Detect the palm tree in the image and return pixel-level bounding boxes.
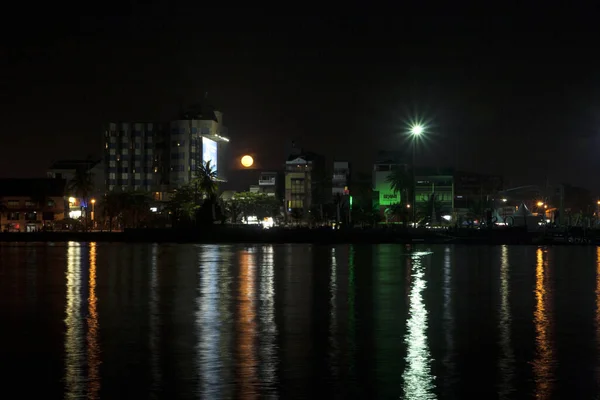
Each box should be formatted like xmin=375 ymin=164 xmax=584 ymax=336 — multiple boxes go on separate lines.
xmin=386 ymin=165 xmax=412 ymax=208
xmin=102 ymin=192 xmax=121 ymax=231
xmin=68 ymin=169 xmax=95 ymax=230
xmin=195 ymin=160 xmax=219 ymax=221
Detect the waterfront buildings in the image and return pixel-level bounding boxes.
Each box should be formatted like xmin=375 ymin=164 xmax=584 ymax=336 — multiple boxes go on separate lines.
xmin=415 ymin=167 xmax=455 ymax=219
xmin=257 ymin=171 xmax=283 ymax=199
xmin=103 ymin=105 xmax=229 ymax=198
xmin=284 ymin=150 xmax=325 ymax=218
xmin=372 ymin=151 xmax=408 ymax=216
xmin=0 ymin=178 xmax=66 ymax=232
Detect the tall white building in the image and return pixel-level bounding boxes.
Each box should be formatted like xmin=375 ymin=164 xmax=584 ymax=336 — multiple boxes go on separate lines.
xmin=104 ymin=106 xmax=229 ymax=196
xmin=168 ymin=109 xmax=229 ymax=186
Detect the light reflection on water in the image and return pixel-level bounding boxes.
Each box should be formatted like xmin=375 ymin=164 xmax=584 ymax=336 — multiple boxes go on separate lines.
xmin=197 ymin=245 xmax=224 ymax=398
xmin=402 ymin=251 xmax=436 ymax=400
xmin=64 ymin=242 xmax=85 ymax=400
xmin=533 ymin=247 xmax=555 ymax=398
xmin=596 ymin=247 xmax=600 ymax=381
xmin=258 ymin=245 xmax=278 ymax=398
xmin=238 ymin=248 xmax=259 ymax=399
xmin=149 ymin=244 xmax=161 ymax=398
xmin=442 ymin=247 xmax=456 ymax=393
xmin=87 ymin=242 xmax=100 ymax=399
xmin=3 ymin=243 xmax=598 ymax=398
xmin=498 ymin=245 xmax=514 ymax=399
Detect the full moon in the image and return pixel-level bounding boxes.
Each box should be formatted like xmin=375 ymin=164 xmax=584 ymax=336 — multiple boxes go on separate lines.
xmin=241 ymin=155 xmax=254 ymax=168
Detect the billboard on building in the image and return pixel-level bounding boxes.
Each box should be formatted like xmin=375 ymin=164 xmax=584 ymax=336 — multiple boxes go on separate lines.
xmin=373 ymin=172 xmax=401 ymax=206
xmin=202 ymin=137 xmax=218 ymax=173
xmin=379 ymin=190 xmax=400 ymax=206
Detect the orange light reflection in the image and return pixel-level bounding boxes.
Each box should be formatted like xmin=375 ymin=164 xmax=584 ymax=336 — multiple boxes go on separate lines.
xmin=533 ymin=248 xmax=554 ymax=398
xmin=238 ymin=251 xmax=258 ymax=399
xmin=87 ymin=243 xmax=100 ymax=399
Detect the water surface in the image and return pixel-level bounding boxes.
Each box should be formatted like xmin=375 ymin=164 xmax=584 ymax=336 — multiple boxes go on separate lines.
xmin=0 ymin=243 xmax=599 ymax=399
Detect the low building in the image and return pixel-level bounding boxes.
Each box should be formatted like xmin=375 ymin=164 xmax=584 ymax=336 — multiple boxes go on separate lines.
xmin=454 ymin=171 xmax=503 ymax=209
xmin=415 ymin=167 xmax=455 ymax=220
xmin=257 ymin=171 xmax=284 ymax=199
xmin=0 ymin=179 xmax=67 ymax=232
xmin=47 ymin=159 xmax=104 ymax=217
xmin=332 ymin=161 xmax=350 ymax=196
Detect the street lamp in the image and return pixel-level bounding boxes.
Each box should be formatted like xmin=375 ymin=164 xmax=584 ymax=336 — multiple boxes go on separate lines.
xmin=411 ymin=124 xmax=424 ymax=136
xmin=409 ymin=124 xmax=425 ymax=225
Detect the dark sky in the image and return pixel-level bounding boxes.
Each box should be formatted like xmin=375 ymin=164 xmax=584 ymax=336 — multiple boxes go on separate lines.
xmin=2 ymin=7 xmax=600 ymax=192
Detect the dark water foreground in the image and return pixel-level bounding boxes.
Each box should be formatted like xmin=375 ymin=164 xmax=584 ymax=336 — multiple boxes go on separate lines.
xmin=1 ymin=243 xmax=600 ymax=399
xmin=0 ymin=226 xmax=589 ymax=244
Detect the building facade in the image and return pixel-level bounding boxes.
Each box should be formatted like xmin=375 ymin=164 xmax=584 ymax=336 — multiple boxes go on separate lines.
xmin=372 ymin=152 xmax=408 ymax=215
xmin=104 ymin=106 xmax=229 ymax=197
xmin=257 ymin=171 xmax=283 ymax=199
xmin=414 ymin=167 xmax=455 ymax=220
xmin=47 ymin=159 xmax=105 ymax=217
xmin=454 ymin=171 xmax=504 ymax=213
xmin=284 ymin=152 xmax=325 ymax=218
xmin=332 ymin=161 xmax=350 ymax=196
xmin=104 ymin=122 xmax=162 ymax=193
xmin=0 ymin=179 xmax=66 ymax=232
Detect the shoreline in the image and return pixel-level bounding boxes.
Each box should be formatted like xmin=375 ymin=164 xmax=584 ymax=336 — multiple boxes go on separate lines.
xmin=0 ymin=227 xmax=598 ymax=245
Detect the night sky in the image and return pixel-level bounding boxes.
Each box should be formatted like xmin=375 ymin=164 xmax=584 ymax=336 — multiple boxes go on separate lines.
xmin=2 ymin=8 xmax=600 ymax=192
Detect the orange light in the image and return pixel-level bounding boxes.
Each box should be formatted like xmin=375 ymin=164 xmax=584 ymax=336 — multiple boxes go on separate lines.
xmin=537 ymin=201 xmax=544 ymax=207
xmin=241 ymin=155 xmax=254 ymax=168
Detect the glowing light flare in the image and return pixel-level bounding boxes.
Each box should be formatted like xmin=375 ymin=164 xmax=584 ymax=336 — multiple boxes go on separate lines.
xmin=241 ymin=155 xmax=254 ymax=168
xmin=411 ymin=124 xmax=424 ymax=136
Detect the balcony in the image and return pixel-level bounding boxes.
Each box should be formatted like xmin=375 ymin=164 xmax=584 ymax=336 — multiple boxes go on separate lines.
xmin=258 ymin=178 xmax=276 ymax=185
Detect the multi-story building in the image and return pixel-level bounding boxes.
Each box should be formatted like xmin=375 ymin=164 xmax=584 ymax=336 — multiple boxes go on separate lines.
xmin=332 ymin=161 xmax=350 ymax=196
xmin=257 ymin=171 xmax=283 ymax=199
xmin=0 ymin=179 xmax=66 ymax=232
xmin=372 ymin=152 xmax=408 ymax=215
xmin=104 ymin=122 xmax=162 ymax=194
xmin=168 ymin=106 xmax=229 ymax=187
xmin=103 ymin=105 xmax=229 ymax=197
xmin=284 ymin=151 xmax=325 ymax=217
xmin=454 ymin=171 xmax=503 ymax=212
xmin=414 ymin=167 xmax=455 ymax=219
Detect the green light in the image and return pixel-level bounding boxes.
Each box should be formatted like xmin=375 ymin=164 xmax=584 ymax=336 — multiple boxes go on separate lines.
xmin=349 ymin=195 xmax=353 ymax=210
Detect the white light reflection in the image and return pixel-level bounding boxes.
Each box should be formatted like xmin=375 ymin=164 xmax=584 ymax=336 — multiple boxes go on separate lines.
xmin=442 ymin=247 xmax=455 ymax=392
xmin=149 ymin=244 xmax=161 ymax=396
xmin=402 ymin=251 xmax=436 ymax=400
xmin=595 ymin=247 xmax=600 ymax=381
xmin=330 ymin=247 xmax=339 ymax=379
xmin=64 ymin=242 xmax=85 ymax=399
xmin=258 ymin=245 xmax=278 ymax=395
xmin=197 ymin=245 xmax=222 ymax=398
xmin=498 ymin=245 xmax=514 ymax=398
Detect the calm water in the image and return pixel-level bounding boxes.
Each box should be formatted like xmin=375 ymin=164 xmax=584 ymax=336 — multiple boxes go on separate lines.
xmin=1 ymin=243 xmax=599 ymax=399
